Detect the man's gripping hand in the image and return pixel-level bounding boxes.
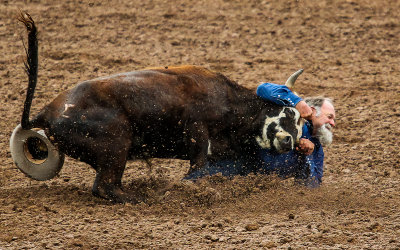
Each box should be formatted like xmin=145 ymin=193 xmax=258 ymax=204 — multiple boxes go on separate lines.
xmin=295 ymin=100 xmax=313 ymax=120
xmin=296 ymin=138 xmax=315 ymax=155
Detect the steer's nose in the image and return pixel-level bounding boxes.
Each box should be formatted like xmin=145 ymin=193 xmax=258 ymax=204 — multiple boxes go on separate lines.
xmin=280 ymin=136 xmax=292 ymax=151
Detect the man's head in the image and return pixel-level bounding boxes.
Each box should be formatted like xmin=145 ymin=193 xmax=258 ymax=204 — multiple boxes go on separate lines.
xmin=304 ymin=97 xmax=336 ymax=147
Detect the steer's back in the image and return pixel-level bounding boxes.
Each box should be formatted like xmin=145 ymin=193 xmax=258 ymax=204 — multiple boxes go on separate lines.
xmin=40 ymin=66 xmax=235 ymax=122
xmin=73 ymin=65 xmax=238 ymax=123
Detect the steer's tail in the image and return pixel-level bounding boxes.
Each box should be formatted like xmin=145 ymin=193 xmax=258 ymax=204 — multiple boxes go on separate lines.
xmin=18 ymin=12 xmax=39 ymax=130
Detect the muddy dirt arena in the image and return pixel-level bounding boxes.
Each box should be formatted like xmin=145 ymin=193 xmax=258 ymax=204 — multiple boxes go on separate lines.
xmin=1 ymin=0 xmax=399 ymax=249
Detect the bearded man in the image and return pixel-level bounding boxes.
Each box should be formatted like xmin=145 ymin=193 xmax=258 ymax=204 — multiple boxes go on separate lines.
xmin=184 ymin=81 xmax=336 ymax=188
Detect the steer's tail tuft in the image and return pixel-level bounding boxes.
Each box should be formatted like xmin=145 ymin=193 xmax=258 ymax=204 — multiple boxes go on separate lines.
xmin=18 ymin=11 xmax=39 ymax=130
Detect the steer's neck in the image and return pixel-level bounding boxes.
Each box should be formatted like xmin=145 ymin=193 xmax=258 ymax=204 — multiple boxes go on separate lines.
xmin=227 ymin=87 xmax=268 ymax=130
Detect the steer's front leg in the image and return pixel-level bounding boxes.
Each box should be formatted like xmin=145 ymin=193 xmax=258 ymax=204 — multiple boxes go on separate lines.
xmin=185 ymin=121 xmax=210 ymax=174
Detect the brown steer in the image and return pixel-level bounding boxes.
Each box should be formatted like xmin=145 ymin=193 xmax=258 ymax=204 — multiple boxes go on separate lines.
xmin=15 ymin=13 xmax=303 ymax=203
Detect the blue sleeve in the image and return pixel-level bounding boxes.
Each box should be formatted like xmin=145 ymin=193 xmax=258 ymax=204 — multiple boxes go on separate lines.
xmin=256 ymin=83 xmax=302 ymax=107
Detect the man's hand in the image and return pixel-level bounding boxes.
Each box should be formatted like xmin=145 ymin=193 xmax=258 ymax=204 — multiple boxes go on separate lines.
xmin=296 ymin=138 xmax=315 ymax=155
xmin=295 ymin=100 xmax=313 ymax=120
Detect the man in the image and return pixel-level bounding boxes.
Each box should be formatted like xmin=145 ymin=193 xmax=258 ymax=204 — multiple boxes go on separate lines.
xmin=184 ymin=81 xmax=336 ymax=188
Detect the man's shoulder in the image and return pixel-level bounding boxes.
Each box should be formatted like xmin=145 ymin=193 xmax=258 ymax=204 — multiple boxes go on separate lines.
xmin=257 ymin=82 xmax=279 ymax=87
xmin=257 ymin=82 xmax=290 ymax=91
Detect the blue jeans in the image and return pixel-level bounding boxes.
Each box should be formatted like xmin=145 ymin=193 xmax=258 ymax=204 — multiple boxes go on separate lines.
xmin=183 ymin=159 xmax=255 ymax=180
xmin=183 ymin=155 xmax=320 ymax=188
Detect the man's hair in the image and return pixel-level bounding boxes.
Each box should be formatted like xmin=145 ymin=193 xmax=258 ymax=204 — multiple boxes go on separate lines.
xmin=304 ymin=97 xmax=334 ymax=117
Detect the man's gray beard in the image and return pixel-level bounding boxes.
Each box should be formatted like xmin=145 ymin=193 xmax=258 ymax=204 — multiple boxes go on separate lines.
xmin=315 ymin=124 xmax=333 ymax=147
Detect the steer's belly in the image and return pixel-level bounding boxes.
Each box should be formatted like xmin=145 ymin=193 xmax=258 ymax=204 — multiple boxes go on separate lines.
xmin=127 ymin=122 xmax=190 ymax=160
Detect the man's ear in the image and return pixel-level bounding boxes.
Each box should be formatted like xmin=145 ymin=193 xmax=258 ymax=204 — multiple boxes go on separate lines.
xmin=311 ymin=107 xmax=317 ymax=118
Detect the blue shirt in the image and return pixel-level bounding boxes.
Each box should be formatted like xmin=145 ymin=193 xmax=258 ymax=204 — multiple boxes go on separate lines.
xmin=184 ymin=83 xmax=324 ymax=188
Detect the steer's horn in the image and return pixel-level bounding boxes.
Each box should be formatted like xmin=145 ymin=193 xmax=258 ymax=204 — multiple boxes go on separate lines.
xmin=285 ymin=69 xmax=304 ymax=89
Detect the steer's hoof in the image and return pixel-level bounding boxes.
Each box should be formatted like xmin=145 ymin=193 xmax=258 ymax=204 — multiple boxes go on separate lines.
xmin=92 ymin=185 xmax=143 ymax=204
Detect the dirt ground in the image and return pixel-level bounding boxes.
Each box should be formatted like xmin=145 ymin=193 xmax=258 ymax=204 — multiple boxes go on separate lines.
xmin=0 ymin=0 xmax=399 ymax=249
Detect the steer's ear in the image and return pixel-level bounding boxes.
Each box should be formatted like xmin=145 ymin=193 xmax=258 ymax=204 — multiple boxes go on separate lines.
xmin=283 ymin=107 xmax=296 ymax=119
xmin=285 ymin=69 xmax=304 ymax=90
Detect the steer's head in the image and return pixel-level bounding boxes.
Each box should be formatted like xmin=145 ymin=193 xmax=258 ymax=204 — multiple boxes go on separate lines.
xmin=256 ymin=107 xmax=304 ymax=153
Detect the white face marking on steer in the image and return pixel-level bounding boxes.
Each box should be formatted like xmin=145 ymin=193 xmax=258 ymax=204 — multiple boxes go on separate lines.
xmin=61 ymin=104 xmax=76 ymax=118
xmin=296 ymin=116 xmax=305 ymax=143
xmin=255 ymin=108 xmax=302 ymax=152
xmin=207 ymin=140 xmax=212 ymax=156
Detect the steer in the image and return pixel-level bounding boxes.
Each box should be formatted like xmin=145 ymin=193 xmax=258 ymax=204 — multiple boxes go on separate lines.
xmin=12 ymin=13 xmax=304 ymax=203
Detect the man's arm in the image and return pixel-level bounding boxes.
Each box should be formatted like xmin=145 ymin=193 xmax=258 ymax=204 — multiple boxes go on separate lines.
xmin=295 ymin=101 xmax=313 ymax=120
xmin=256 ymin=83 xmax=313 ymax=119
xmin=256 ymin=83 xmax=302 ymax=106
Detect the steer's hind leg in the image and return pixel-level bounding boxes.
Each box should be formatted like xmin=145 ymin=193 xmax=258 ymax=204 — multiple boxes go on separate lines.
xmin=84 ymin=122 xmax=140 ymax=203
xmin=49 ymin=106 xmax=139 ymax=203
xmin=91 ymin=151 xmax=143 ymax=204
xmin=89 ymin=135 xmax=143 ymax=203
